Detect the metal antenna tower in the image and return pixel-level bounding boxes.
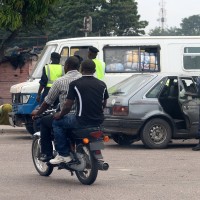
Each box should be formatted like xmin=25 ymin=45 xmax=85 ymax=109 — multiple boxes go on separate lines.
xmin=158 ymin=0 xmax=167 ymax=30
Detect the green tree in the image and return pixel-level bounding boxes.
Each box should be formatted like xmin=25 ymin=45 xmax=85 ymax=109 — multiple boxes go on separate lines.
xmin=98 ymin=0 xmax=148 ymax=36
xmin=149 ymin=27 xmax=181 ymax=36
xmin=0 ymin=0 xmax=148 ymax=54
xmin=180 ymin=15 xmax=200 ymax=36
xmin=47 ymin=0 xmax=148 ymax=39
xmin=149 ymin=15 xmax=200 ymax=36
xmin=0 ymin=0 xmax=59 ymax=58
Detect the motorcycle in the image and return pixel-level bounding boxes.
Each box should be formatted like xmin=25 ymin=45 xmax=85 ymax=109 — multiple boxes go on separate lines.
xmin=31 ymin=110 xmax=109 ymax=185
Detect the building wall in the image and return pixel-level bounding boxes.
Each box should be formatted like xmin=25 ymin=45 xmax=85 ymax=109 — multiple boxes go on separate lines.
xmin=0 ymin=61 xmax=36 ymax=104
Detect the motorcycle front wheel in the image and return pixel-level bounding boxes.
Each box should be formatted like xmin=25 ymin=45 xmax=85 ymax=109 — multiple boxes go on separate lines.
xmin=75 ymin=145 xmax=98 ymax=185
xmin=32 ymin=136 xmax=53 ymax=176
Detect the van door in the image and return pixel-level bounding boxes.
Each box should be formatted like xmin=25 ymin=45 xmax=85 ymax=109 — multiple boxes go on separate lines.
xmin=178 ymin=77 xmax=199 ymax=135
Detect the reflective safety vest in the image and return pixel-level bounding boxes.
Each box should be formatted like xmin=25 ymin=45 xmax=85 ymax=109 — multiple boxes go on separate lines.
xmin=45 ymin=64 xmax=64 ymax=87
xmin=93 ymin=58 xmax=105 ymax=80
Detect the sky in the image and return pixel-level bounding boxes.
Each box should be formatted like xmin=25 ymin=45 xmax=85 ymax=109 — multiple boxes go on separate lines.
xmin=136 ymin=0 xmax=200 ymax=32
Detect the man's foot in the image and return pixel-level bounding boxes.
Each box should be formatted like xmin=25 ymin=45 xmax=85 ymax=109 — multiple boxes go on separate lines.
xmin=49 ymin=155 xmax=71 ymax=164
xmin=39 ymin=154 xmax=53 ymax=162
xmin=192 ymin=144 xmax=200 ymax=151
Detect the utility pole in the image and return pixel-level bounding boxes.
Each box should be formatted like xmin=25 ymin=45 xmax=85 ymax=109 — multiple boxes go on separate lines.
xmin=158 ymin=0 xmax=167 ymax=31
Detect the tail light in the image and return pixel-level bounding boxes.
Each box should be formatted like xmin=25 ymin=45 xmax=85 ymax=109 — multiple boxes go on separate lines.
xmin=90 ymin=131 xmax=103 ymax=138
xmin=112 ymin=106 xmax=128 ymax=116
xmin=103 ymin=135 xmax=110 ymax=142
xmin=83 ymin=131 xmax=104 ymax=144
xmin=83 ymin=138 xmax=89 ymax=144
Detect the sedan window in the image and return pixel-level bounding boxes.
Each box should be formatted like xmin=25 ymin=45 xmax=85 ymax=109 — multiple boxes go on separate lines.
xmin=108 ymin=74 xmax=155 ymax=96
xmin=146 ymin=78 xmax=167 ymax=98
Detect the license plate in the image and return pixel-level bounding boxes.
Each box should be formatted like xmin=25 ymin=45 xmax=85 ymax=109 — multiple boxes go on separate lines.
xmin=104 ymin=108 xmax=110 ymax=115
xmin=90 ymin=141 xmax=105 ymax=150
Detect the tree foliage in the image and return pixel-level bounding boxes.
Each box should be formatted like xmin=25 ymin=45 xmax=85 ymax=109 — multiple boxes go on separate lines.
xmin=149 ymin=15 xmax=200 ymax=36
xmin=149 ymin=27 xmax=181 ymax=36
xmin=0 ymin=0 xmax=148 ymax=68
xmin=0 ymin=0 xmax=148 ymax=56
xmin=0 ymin=0 xmax=59 ymax=57
xmin=47 ymin=0 xmax=148 ymax=39
xmin=180 ymin=15 xmax=200 ymax=36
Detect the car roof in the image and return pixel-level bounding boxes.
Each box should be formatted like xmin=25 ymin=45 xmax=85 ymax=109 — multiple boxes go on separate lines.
xmin=136 ymin=73 xmax=196 ymax=78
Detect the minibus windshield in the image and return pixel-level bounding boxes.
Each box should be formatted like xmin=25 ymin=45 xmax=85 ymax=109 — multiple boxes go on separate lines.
xmin=30 ymin=45 xmax=57 ymax=79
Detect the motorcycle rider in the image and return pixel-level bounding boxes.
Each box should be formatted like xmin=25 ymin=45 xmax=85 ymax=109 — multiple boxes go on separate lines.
xmin=31 ymin=56 xmax=82 ymax=162
xmin=49 ymin=59 xmax=109 ymax=164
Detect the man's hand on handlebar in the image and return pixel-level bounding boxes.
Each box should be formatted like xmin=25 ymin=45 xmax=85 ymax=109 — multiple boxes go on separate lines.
xmin=53 ymin=111 xmax=61 ymax=120
xmin=31 ymin=109 xmax=39 ymax=120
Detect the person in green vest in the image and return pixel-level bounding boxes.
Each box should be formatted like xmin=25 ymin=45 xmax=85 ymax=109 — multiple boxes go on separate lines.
xmin=88 ymin=46 xmax=105 ymax=80
xmin=36 ymin=52 xmax=64 ymax=105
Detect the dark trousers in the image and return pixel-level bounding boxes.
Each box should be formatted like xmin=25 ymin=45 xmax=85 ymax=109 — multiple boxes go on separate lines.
xmin=40 ymin=115 xmax=54 ymax=156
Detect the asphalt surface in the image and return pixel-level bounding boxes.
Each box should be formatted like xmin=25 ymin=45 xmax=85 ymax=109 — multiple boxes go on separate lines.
xmin=1 ymin=128 xmax=200 ymax=200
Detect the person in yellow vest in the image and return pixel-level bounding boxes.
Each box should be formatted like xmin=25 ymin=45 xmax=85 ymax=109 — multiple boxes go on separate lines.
xmin=36 ymin=52 xmax=64 ymax=105
xmin=88 ymin=46 xmax=105 ymax=80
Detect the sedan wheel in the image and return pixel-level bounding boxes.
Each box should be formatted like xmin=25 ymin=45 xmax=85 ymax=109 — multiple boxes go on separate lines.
xmin=141 ymin=118 xmax=172 ymax=149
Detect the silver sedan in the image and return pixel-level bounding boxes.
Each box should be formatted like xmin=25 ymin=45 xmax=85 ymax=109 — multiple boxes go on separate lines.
xmin=103 ymin=73 xmax=199 ymax=149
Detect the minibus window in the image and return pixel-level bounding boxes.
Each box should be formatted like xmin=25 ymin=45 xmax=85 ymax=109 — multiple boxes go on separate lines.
xmin=60 ymin=47 xmax=69 ymax=66
xmin=183 ymin=47 xmax=200 ymax=70
xmin=31 ymin=44 xmax=57 ymax=78
xmin=71 ymin=46 xmax=90 ymax=61
xmin=104 ymin=46 xmax=160 ymax=73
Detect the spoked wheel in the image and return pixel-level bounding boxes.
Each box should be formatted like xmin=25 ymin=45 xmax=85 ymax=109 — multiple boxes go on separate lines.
xmin=141 ymin=118 xmax=172 ymax=149
xmin=75 ymin=145 xmax=98 ymax=185
xmin=32 ymin=136 xmax=53 ymax=176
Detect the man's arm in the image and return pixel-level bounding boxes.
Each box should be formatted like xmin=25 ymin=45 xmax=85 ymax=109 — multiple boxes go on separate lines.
xmin=45 ymin=80 xmax=60 ymax=105
xmin=32 ymin=81 xmax=60 ymax=117
xmin=54 ymin=99 xmax=74 ymax=120
xmin=31 ymin=101 xmax=50 ymax=117
xmin=102 ymin=99 xmax=107 ymax=109
xmin=36 ymin=85 xmax=44 ymax=102
xmin=36 ymin=67 xmax=48 ymax=102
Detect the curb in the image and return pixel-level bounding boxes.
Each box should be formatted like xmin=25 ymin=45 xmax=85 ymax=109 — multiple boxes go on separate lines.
xmin=0 ymin=126 xmax=27 ymax=134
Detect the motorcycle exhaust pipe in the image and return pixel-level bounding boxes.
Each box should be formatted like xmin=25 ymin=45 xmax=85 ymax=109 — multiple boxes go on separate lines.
xmin=98 ymin=160 xmax=109 ymax=171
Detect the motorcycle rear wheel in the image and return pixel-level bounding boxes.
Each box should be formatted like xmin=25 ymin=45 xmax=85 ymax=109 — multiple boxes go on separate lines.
xmin=75 ymin=145 xmax=98 ymax=185
xmin=32 ymin=136 xmax=53 ymax=176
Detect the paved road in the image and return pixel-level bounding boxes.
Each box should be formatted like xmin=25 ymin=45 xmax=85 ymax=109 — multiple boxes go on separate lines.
xmin=0 ymin=130 xmax=200 ymax=200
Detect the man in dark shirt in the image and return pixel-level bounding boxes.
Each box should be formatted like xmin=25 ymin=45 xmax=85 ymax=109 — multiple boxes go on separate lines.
xmin=50 ymin=59 xmax=109 ymax=164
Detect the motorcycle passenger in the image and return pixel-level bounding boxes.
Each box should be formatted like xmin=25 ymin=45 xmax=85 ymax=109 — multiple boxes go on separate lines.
xmin=31 ymin=56 xmax=82 ymax=162
xmin=49 ymin=59 xmax=109 ymax=164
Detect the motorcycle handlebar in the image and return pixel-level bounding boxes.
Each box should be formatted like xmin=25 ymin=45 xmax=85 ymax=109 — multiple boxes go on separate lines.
xmin=33 ymin=109 xmax=56 ymax=120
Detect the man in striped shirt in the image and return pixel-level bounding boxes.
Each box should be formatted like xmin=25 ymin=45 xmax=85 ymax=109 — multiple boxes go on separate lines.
xmin=31 ymin=56 xmax=82 ymax=162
